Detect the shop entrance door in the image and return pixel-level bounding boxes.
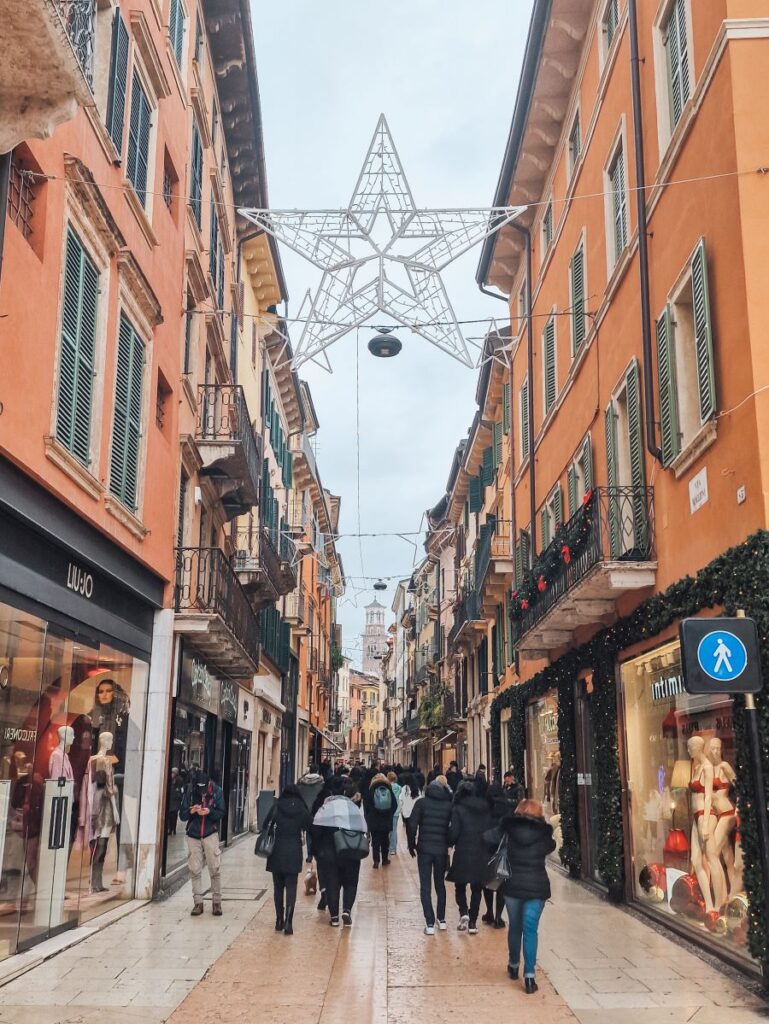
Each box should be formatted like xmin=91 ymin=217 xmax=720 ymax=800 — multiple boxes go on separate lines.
xmin=15 ymin=629 xmax=94 ymax=951
xmin=574 ymin=681 xmax=602 ymax=885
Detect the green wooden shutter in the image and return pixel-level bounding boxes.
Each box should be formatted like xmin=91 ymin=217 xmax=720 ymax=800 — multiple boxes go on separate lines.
xmin=582 ymin=435 xmax=593 ymax=492
xmin=217 ymin=242 xmax=225 ymax=310
xmin=482 ymin=445 xmax=494 ymax=487
xmin=492 ymin=421 xmax=503 ymax=468
xmin=190 ymin=121 xmax=203 ymax=226
xmin=692 ymin=241 xmax=716 ymax=423
xmin=656 ymin=307 xmax=680 ymax=465
xmin=611 ymin=147 xmax=627 ymax=261
xmin=169 ymin=0 xmax=185 ymax=66
xmin=571 ymin=246 xmax=586 ymax=353
xmin=468 ymin=475 xmax=482 ymax=514
xmin=110 ymin=314 xmax=145 ymax=510
xmin=667 ymin=0 xmax=690 ymax=128
xmin=127 ymin=72 xmax=151 ymax=206
xmin=209 ymin=199 xmax=218 ymax=282
xmin=520 ymin=378 xmax=530 ymax=460
xmin=521 ymin=530 xmax=531 ymax=571
xmin=177 ymin=473 xmax=187 ymax=548
xmin=553 ymin=485 xmax=563 ymax=526
xmin=503 ymin=382 xmax=511 ymax=433
xmin=605 ymin=402 xmax=620 ymax=557
xmin=514 ymin=539 xmax=522 ymax=585
xmin=626 ymin=360 xmax=648 ymax=551
xmin=106 ymin=9 xmax=129 ymax=154
xmin=567 ymin=465 xmax=577 ymax=518
xmin=56 ymin=228 xmax=98 ymax=466
xmin=540 ymin=507 xmax=551 ymax=548
xmin=543 ymin=318 xmax=556 ymax=412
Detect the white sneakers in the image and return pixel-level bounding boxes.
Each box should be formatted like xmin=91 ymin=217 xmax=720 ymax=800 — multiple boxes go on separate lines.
xmin=437 ymin=920 xmax=447 ymax=931
xmin=424 ymin=925 xmax=435 ymax=936
xmin=458 ymin=914 xmax=469 ymax=931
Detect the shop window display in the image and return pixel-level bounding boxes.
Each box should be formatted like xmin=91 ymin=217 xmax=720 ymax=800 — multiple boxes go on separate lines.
xmin=526 ymin=692 xmax=562 ymax=857
xmin=0 ymin=602 xmax=148 ymax=960
xmin=622 ymin=640 xmax=749 ymax=957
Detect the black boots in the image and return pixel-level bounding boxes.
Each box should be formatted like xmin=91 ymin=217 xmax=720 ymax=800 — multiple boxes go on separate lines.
xmin=524 ymin=977 xmax=538 ymax=995
xmin=283 ymin=901 xmax=295 ymax=936
xmin=494 ymin=915 xmax=505 ymax=929
xmin=275 ymin=904 xmax=285 ymax=931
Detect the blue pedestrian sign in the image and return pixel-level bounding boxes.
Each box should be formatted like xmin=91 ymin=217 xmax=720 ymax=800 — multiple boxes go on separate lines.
xmin=680 ymin=617 xmax=762 ymax=694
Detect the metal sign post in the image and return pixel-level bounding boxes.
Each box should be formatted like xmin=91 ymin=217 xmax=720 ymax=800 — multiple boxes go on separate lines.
xmin=680 ymin=613 xmax=769 ymax=975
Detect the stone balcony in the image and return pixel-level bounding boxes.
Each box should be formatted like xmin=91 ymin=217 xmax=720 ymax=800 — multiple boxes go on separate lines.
xmin=196 ymin=385 xmax=261 ymax=521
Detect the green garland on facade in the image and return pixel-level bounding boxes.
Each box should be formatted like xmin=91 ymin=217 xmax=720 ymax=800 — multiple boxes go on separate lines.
xmin=491 ymin=529 xmax=769 ymax=963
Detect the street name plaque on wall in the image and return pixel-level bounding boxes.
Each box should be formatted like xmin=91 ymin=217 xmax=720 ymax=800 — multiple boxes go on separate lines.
xmin=679 ymin=617 xmax=763 ymax=695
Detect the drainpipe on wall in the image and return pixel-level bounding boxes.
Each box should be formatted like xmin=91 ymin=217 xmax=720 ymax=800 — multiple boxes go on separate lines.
xmin=510 ymin=223 xmax=536 ymax=556
xmin=628 ymin=0 xmax=664 ymax=464
xmin=0 ymin=152 xmax=12 ymax=283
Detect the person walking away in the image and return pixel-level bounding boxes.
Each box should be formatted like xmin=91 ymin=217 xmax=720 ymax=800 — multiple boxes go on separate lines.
xmin=406 ymin=775 xmax=453 ymax=934
xmin=179 ymin=769 xmax=225 ymax=917
xmin=264 ymin=784 xmax=311 ymax=935
xmin=483 ymin=781 xmax=514 ymax=928
xmin=445 ymin=761 xmax=461 ymax=794
xmin=491 ymin=798 xmax=556 ymax=994
xmin=297 ymin=766 xmax=325 ymax=895
xmin=448 ymin=778 xmax=492 ymax=934
xmin=399 ymin=773 xmax=421 ymax=824
xmin=387 ymin=771 xmax=402 ymax=855
xmin=311 ymin=778 xmax=368 ymax=926
xmin=363 ymin=773 xmax=397 ymax=868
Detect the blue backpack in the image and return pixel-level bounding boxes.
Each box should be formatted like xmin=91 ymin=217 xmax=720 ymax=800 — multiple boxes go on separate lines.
xmin=373 ymin=785 xmax=391 ymax=812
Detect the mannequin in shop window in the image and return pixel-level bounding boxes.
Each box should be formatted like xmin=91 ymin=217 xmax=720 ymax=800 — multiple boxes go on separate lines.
xmin=687 ymin=735 xmax=727 ymax=914
xmin=544 ymin=753 xmax=561 ymax=815
xmin=78 ymin=730 xmax=120 ymax=893
xmin=88 ymin=679 xmax=129 ymax=770
xmin=706 ymin=736 xmax=742 ymax=895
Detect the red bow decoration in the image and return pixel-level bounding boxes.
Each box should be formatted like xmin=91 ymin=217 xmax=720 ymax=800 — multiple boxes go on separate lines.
xmin=537 ymin=575 xmax=547 ymax=592
xmin=561 ymin=545 xmax=571 ymax=564
xmin=521 ymin=599 xmax=529 ymax=610
xmin=582 ymin=488 xmax=594 ymax=506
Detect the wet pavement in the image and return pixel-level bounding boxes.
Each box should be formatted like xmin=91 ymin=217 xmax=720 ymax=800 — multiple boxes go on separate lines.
xmin=0 ymin=826 xmax=766 ymax=1024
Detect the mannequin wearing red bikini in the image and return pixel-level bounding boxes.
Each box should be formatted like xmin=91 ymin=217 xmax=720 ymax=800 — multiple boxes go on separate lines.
xmin=687 ymin=735 xmax=728 ymax=913
xmin=706 ymin=737 xmax=741 ymax=896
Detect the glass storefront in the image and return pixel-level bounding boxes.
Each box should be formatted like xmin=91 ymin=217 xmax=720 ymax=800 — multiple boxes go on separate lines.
xmin=526 ymin=692 xmax=562 ymax=858
xmin=0 ymin=601 xmax=148 ymax=960
xmin=622 ymin=639 xmax=750 ymax=959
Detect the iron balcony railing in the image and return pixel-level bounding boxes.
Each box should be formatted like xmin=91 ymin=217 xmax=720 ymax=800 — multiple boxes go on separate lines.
xmin=233 ymin=526 xmax=297 ymax=594
xmin=174 ymin=547 xmax=260 ymax=665
xmin=510 ymin=486 xmax=655 ymax=645
xmin=402 ymin=711 xmax=421 ymax=735
xmin=415 ymin=639 xmax=439 ymax=684
xmin=284 ymin=590 xmax=306 ymax=624
xmin=197 ymin=384 xmax=261 ymax=499
xmin=58 ymin=0 xmax=97 ymax=88
xmin=448 ymin=583 xmax=482 ymax=649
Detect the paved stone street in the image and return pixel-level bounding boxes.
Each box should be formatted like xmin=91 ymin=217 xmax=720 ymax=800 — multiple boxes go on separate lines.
xmin=0 ymin=829 xmax=766 ymax=1024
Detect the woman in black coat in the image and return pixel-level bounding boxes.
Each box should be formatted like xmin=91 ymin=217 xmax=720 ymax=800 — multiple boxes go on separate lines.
xmin=448 ymin=778 xmax=492 ymax=933
xmin=493 ymin=799 xmax=556 ymax=994
xmin=265 ymin=785 xmax=311 ymax=935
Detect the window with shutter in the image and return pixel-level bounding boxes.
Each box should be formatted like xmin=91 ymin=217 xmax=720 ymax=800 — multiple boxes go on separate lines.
xmin=127 ymin=72 xmax=151 ymax=208
xmin=540 ymin=507 xmax=551 ymax=548
xmin=603 ymin=0 xmax=619 ymax=51
xmin=468 ymin=475 xmax=482 ymax=514
xmin=493 ymin=420 xmax=503 ymax=467
xmin=217 ymin=242 xmax=225 ymax=311
xmin=568 ymin=112 xmax=581 ymax=174
xmin=177 ymin=472 xmax=187 ymax=548
xmin=543 ymin=317 xmax=556 ymax=413
xmin=604 ymin=402 xmax=620 ymax=556
xmin=503 ymin=381 xmax=511 ymax=433
xmin=581 ymin=435 xmax=593 ymax=493
xmin=110 ymin=314 xmax=145 ymax=511
xmin=190 ymin=121 xmax=203 ymax=226
xmin=56 ymin=228 xmax=99 ymax=466
xmin=209 ymin=198 xmax=218 ymax=282
xmin=553 ymin=485 xmax=563 ymax=526
xmin=542 ymin=203 xmax=553 ymax=251
xmin=514 ymin=538 xmax=522 ymax=585
xmin=656 ymin=307 xmax=680 ymax=465
xmin=626 ymin=360 xmax=649 ymax=550
xmin=106 ymin=10 xmax=129 ymax=155
xmin=519 ymin=377 xmax=529 ymax=461
xmin=194 ymin=15 xmax=202 ymax=62
xmin=482 ymin=445 xmax=494 ymax=487
xmin=169 ymin=0 xmax=185 ymax=68
xmin=665 ymin=0 xmax=690 ymax=130
xmin=567 ymin=465 xmax=578 ymax=517
xmin=570 ymin=245 xmax=586 ymax=353
xmin=609 ymin=144 xmax=628 ymax=264
xmin=691 ymin=240 xmax=716 ymax=423
xmin=520 ymin=529 xmax=531 ymax=572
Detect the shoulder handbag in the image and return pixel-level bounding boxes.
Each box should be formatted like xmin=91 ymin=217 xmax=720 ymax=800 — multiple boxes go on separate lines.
xmin=485 ymin=833 xmax=512 ymax=891
xmin=254 ymin=813 xmax=277 ymax=858
xmin=333 ymin=828 xmax=370 ymax=861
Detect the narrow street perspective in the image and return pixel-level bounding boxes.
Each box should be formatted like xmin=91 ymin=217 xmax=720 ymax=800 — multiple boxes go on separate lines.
xmin=2 ymin=0 xmax=769 ymax=1018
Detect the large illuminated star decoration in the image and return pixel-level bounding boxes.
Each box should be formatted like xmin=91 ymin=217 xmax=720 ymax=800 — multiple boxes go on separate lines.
xmin=239 ymin=115 xmax=526 ymax=370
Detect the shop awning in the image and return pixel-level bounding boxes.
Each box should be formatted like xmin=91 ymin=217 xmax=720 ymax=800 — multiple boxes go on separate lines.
xmin=310 ymin=723 xmax=345 ymax=753
xmin=408 ymin=737 xmax=426 ymax=748
xmin=433 ymin=731 xmax=456 ymax=747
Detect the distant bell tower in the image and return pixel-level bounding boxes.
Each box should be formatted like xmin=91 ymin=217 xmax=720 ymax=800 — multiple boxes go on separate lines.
xmin=362 ymin=599 xmax=387 ymax=674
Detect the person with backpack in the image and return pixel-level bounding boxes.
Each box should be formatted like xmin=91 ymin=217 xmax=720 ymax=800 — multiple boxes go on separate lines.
xmin=311 ymin=778 xmax=368 ymax=927
xmin=263 ymin=784 xmax=311 ymax=935
xmin=363 ymin=773 xmax=397 ymax=868
xmin=399 ymin=773 xmax=421 ymax=823
xmin=387 ymin=771 xmax=403 ymax=855
xmin=486 ymin=799 xmax=556 ymax=994
xmin=406 ymin=774 xmax=453 ymax=935
xmin=445 ymin=761 xmax=461 ymax=794
xmin=448 ymin=778 xmax=492 ymax=934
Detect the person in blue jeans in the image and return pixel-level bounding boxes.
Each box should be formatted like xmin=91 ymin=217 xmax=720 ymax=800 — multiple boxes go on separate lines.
xmin=406 ymin=776 xmax=453 ymax=934
xmin=487 ymin=797 xmax=555 ymax=994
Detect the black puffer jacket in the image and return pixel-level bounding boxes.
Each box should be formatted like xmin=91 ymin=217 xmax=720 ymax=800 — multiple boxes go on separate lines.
xmin=497 ymin=813 xmax=556 ymax=900
xmin=448 ymin=794 xmax=493 ymax=885
xmin=406 ymin=781 xmax=452 ymax=857
xmin=265 ymin=794 xmax=311 ymax=875
xmin=363 ymin=779 xmax=397 ymax=833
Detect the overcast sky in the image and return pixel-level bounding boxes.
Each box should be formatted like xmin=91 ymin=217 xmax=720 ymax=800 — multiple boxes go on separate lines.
xmin=253 ymin=0 xmax=534 ymax=664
